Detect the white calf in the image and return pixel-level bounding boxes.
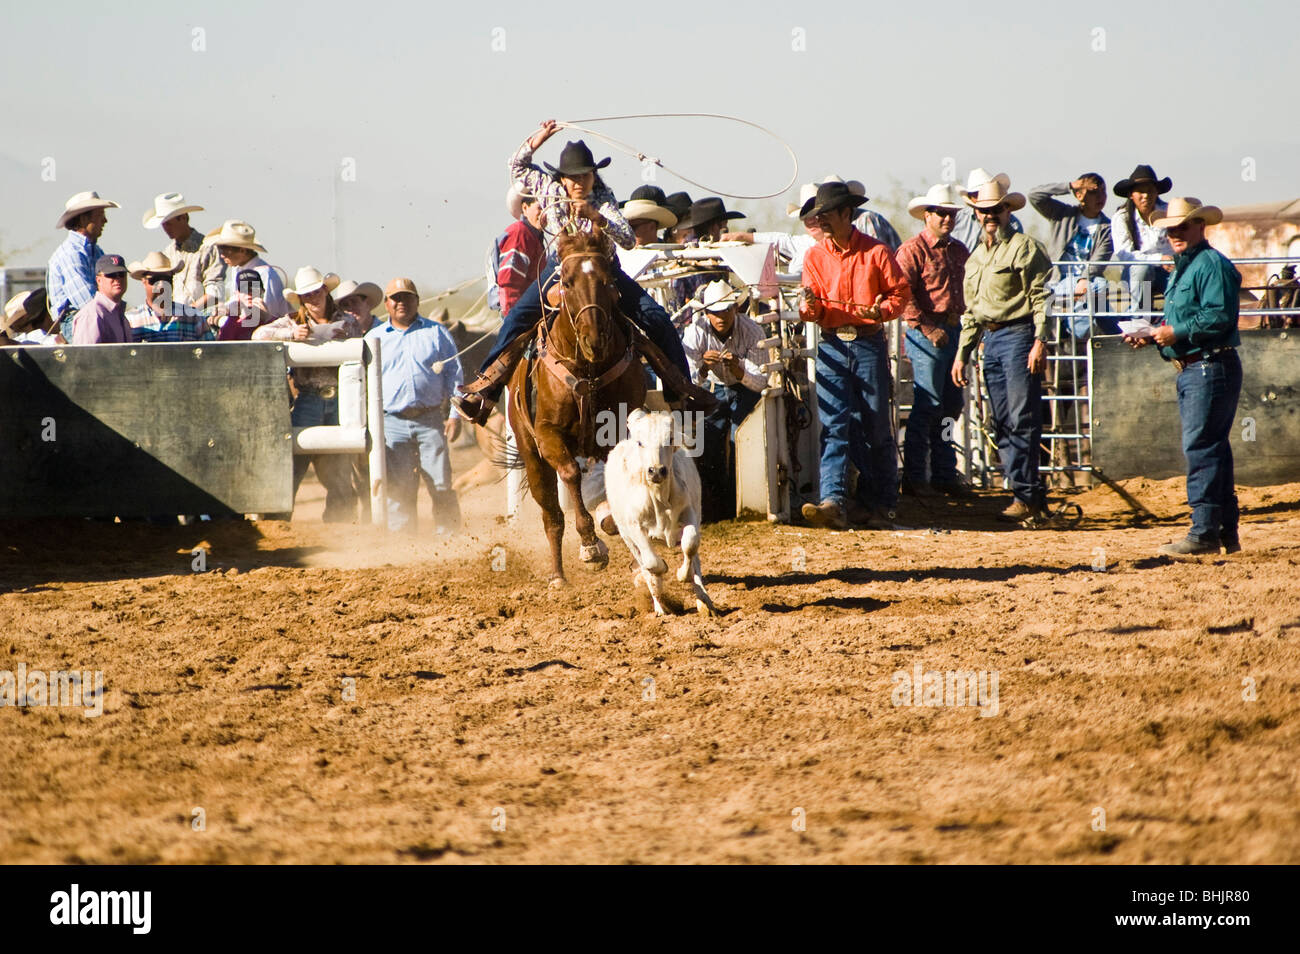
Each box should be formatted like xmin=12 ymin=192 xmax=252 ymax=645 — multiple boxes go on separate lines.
xmin=604 ymin=409 xmax=715 ymax=616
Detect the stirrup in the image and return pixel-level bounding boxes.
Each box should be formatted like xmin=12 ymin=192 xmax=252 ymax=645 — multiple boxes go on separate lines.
xmin=453 ymin=391 xmax=493 ymax=426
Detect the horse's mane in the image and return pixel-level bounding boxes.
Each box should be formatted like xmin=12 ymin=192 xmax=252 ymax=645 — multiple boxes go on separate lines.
xmin=556 ymin=229 xmax=613 ymax=266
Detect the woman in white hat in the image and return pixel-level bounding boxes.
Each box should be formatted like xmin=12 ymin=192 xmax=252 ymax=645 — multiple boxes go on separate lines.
xmin=207 ymin=220 xmax=289 ymax=320
xmin=334 ymin=280 xmax=384 ymax=331
xmin=47 ymin=190 xmax=120 ymax=336
xmin=254 ymin=266 xmax=365 ymax=522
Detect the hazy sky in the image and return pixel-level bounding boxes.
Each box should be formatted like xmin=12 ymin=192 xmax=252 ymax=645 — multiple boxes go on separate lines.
xmin=3 ymin=0 xmax=1296 ymax=299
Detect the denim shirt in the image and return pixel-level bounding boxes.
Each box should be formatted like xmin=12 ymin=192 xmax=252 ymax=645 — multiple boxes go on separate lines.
xmin=1158 ymin=241 xmax=1242 ymax=361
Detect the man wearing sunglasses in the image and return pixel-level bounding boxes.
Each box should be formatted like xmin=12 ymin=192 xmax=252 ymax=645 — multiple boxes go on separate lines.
xmin=896 ymin=183 xmax=971 ymax=498
xmin=952 ymin=178 xmax=1053 ymax=527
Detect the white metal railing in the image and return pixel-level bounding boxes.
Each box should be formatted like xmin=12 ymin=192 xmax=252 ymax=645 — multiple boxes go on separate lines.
xmin=282 ymin=338 xmax=387 ymax=527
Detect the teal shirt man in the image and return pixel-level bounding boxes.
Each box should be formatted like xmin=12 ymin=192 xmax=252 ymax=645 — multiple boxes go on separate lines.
xmin=1158 ymin=240 xmax=1241 ymax=361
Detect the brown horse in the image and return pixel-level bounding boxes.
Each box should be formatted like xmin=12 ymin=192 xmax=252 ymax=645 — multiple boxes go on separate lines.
xmin=508 ymin=231 xmax=648 ymax=584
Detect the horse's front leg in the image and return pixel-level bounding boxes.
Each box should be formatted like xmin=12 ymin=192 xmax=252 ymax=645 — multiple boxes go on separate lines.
xmin=555 ymin=453 xmax=608 ymax=570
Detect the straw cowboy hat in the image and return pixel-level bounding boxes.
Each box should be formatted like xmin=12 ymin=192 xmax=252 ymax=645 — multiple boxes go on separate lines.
xmin=1114 ymin=164 xmax=1173 ymax=198
xmin=965 ymin=178 xmax=1027 ymax=212
xmin=543 ymin=140 xmax=611 ymax=177
xmin=333 ymin=279 xmax=383 ymax=311
xmin=142 ymin=192 xmax=204 ymax=229
xmin=55 ymin=191 xmax=120 ymax=229
xmin=622 ymin=198 xmax=677 ymax=229
xmin=127 ymin=250 xmax=183 ymax=280
xmin=799 ymin=181 xmax=869 ymax=219
xmin=1152 ymin=196 xmax=1223 ymax=229
xmin=822 ymin=174 xmax=868 ymax=198
xmin=963 ymin=168 xmax=1011 ymax=198
xmin=283 ymin=266 xmax=340 ymax=306
xmin=908 ymin=183 xmax=965 ymax=220
xmin=2 ymin=288 xmax=48 ymax=335
xmin=203 ymin=220 xmax=266 ymax=253
xmin=698 ymin=278 xmax=750 ymax=313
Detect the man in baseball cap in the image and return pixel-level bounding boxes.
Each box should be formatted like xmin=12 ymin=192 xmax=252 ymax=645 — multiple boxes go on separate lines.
xmin=70 ymin=254 xmax=133 ymax=344
xmin=48 ymin=190 xmax=120 ymax=337
xmin=365 ymin=277 xmax=464 ymax=534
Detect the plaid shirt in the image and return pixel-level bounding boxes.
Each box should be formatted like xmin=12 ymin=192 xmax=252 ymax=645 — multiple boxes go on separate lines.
xmin=125 ymin=302 xmax=214 ymax=342
xmin=509 ymin=139 xmax=635 ymax=255
xmin=48 ymin=231 xmax=103 ymax=331
xmin=166 ymin=228 xmax=226 ymax=306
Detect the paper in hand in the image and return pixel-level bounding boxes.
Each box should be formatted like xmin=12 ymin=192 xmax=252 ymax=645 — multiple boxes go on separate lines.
xmin=1117 ymin=317 xmax=1156 ymax=338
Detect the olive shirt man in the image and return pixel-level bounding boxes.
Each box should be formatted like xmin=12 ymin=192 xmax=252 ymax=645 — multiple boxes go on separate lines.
xmin=956 ymin=224 xmax=1053 ymax=516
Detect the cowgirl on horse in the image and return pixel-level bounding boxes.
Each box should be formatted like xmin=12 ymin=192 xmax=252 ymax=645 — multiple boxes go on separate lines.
xmin=453 ymin=119 xmax=714 ymax=425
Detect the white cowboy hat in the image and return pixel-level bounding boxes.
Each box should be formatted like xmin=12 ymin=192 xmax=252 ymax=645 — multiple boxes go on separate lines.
xmin=908 ymin=183 xmax=966 ymax=220
xmin=142 ymin=192 xmax=204 ymax=229
xmin=284 ymin=266 xmax=341 ymax=306
xmin=506 ymin=182 xmax=527 ymax=221
xmin=127 ymin=250 xmax=183 ymax=280
xmin=55 ymin=191 xmax=120 ymax=229
xmin=787 ymin=182 xmax=820 ymax=218
xmin=333 ymin=279 xmax=383 ymax=311
xmin=965 ymin=178 xmax=1027 ymax=212
xmin=203 ymin=220 xmax=266 ymax=253
xmin=963 ymin=168 xmax=1011 ymax=197
xmin=622 ymin=198 xmax=677 ymax=229
xmin=1152 ymin=196 xmax=1223 ymax=229
xmin=822 ymin=174 xmax=867 ymax=197
xmin=698 ymin=278 xmax=750 ymax=313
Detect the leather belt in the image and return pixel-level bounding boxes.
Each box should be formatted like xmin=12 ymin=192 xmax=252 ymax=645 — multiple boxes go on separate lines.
xmin=984 ymin=316 xmax=1031 ymax=333
xmin=830 ymin=323 xmax=883 ymax=341
xmin=1172 ymin=346 xmax=1235 ymax=373
xmin=391 ymin=405 xmax=441 ymax=420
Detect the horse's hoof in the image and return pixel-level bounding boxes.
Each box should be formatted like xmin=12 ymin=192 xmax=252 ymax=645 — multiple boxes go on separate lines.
xmin=548 ymin=576 xmax=567 ymax=589
xmin=579 ymin=540 xmax=609 ymax=566
xmin=695 ymin=598 xmax=716 ymax=617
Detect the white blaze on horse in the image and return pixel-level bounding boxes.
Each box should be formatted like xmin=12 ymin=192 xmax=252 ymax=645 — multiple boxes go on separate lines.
xmin=605 ymin=409 xmax=715 ymax=616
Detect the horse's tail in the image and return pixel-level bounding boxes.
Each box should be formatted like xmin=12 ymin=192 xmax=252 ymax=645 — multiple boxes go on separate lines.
xmin=480 ymin=426 xmax=524 ymax=473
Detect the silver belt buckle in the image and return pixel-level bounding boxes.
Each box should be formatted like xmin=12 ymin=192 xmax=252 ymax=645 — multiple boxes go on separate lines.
xmin=318 ymin=385 xmax=338 ymax=399
xmin=834 ymin=326 xmax=859 ymax=341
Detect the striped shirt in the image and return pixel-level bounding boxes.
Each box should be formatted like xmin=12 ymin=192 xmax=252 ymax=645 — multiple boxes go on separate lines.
xmin=47 ymin=231 xmax=103 ymax=331
xmin=126 ymin=302 xmax=214 ymax=342
xmin=508 ymin=140 xmax=635 ymax=255
xmin=681 ymin=310 xmax=768 ymax=392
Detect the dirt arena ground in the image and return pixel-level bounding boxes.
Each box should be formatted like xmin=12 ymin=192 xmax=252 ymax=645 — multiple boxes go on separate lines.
xmin=2 ymin=442 xmax=1297 ymax=864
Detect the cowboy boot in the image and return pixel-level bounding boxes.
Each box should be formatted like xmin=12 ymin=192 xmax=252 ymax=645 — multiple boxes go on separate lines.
xmin=432 ymin=489 xmax=462 ymax=535
xmin=453 ymin=329 xmax=536 ymax=425
xmin=626 ymin=325 xmax=719 ymax=411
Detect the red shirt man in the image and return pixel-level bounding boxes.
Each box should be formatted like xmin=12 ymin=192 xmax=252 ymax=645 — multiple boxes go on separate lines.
xmin=496 ymin=196 xmax=545 ymax=317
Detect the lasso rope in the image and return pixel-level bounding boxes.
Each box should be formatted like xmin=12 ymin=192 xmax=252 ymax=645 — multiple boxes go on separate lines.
xmin=556 ymin=113 xmax=799 ymax=201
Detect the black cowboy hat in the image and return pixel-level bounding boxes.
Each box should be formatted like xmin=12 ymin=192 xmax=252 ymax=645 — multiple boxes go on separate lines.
xmin=680 ymin=196 xmax=745 ymax=231
xmin=1114 ymin=164 xmax=1173 ymax=198
xmin=619 ymin=184 xmax=668 ymax=209
xmin=800 ymin=181 xmax=869 ymax=219
xmin=663 ymin=191 xmax=693 ymax=222
xmin=543 ymin=140 xmax=611 ymax=177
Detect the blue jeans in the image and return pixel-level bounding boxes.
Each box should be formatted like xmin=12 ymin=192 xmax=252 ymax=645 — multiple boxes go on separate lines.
xmin=1177 ymin=350 xmax=1241 ymax=543
xmin=291 ymin=391 xmax=357 ymax=522
xmin=1124 ymin=263 xmax=1168 ymax=313
xmin=384 ymin=410 xmax=456 ymax=532
xmin=480 ymin=258 xmax=689 ymax=396
xmin=1050 ymin=275 xmax=1116 ymax=337
xmin=903 ymin=326 xmax=963 ymax=484
xmin=815 ymin=332 xmax=897 ymax=510
xmin=980 ymin=323 xmax=1045 ymax=507
xmin=699 ymin=381 xmax=762 ymax=521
